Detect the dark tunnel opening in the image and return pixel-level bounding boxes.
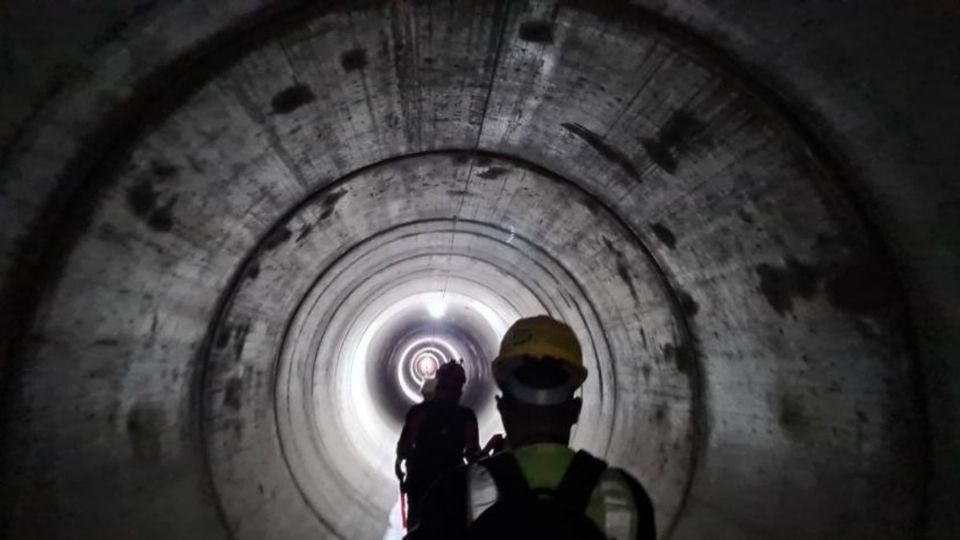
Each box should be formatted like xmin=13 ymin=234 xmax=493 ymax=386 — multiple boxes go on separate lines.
xmin=1 ymin=1 xmax=958 ymax=539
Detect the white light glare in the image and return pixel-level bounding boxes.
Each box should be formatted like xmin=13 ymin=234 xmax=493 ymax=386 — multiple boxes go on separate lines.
xmin=427 ymin=294 xmax=446 ymax=318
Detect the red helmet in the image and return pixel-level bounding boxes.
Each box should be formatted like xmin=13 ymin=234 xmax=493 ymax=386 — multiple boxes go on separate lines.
xmin=435 ymin=361 xmax=466 ymax=392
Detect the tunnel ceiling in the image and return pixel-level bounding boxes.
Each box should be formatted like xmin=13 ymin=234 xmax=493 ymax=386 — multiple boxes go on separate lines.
xmin=2 ymin=1 xmax=957 ymax=539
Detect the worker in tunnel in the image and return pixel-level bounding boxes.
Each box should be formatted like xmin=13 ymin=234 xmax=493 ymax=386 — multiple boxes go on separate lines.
xmin=405 ymin=316 xmax=656 ymax=540
xmin=395 ymin=360 xmax=481 ymax=529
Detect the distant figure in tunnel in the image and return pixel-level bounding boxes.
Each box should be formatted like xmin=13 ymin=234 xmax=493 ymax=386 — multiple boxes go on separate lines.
xmin=395 ymin=360 xmax=480 ymax=530
xmin=405 ymin=316 xmax=656 ymax=540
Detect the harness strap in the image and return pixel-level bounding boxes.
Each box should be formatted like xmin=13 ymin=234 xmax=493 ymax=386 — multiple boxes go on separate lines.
xmin=553 ymin=450 xmax=607 ymax=513
xmin=479 ymin=452 xmax=529 ymax=500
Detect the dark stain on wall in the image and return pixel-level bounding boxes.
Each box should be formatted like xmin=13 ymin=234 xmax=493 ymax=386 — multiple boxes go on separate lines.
xmin=756 ymin=257 xmax=820 ymax=316
xmin=340 ymin=48 xmax=368 ymax=71
xmin=245 ymin=262 xmax=260 ymax=281
xmin=677 ymin=289 xmax=700 ymax=316
xmin=150 ymin=160 xmax=178 ymax=179
xmin=663 ymin=343 xmax=692 ymax=376
xmin=642 ymin=110 xmax=704 ymax=174
xmin=778 ymin=392 xmax=810 ymax=437
xmin=296 ymin=224 xmax=313 ymax=242
xmin=562 ymin=122 xmax=643 ymax=183
xmin=654 ymin=404 xmax=667 ymax=423
xmin=825 ymin=259 xmax=897 ymax=317
xmin=262 ymin=226 xmax=293 ymax=251
xmin=127 ymin=181 xmax=158 ymax=218
xmin=476 ymin=166 xmax=509 ymax=179
xmin=146 ymin=196 xmax=176 ymax=232
xmin=224 ymin=377 xmax=243 ymax=411
xmin=603 ymin=237 xmax=640 ymax=302
xmin=270 ymin=83 xmax=316 ymax=114
xmin=650 ymin=222 xmax=677 ymax=249
xmin=126 ymin=181 xmax=177 ymax=233
xmin=318 ymin=188 xmax=346 ymax=221
xmin=518 ymin=20 xmax=554 ymax=44
xmin=126 ymin=402 xmax=164 ymax=461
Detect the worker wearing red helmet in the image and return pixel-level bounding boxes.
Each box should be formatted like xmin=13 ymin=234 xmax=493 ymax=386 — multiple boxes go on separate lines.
xmin=406 ymin=316 xmax=656 ymax=540
xmin=395 ymin=360 xmax=480 ymax=530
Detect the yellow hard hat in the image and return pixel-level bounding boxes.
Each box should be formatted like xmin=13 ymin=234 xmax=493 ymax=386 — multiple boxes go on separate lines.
xmin=492 ymin=316 xmax=587 ymax=404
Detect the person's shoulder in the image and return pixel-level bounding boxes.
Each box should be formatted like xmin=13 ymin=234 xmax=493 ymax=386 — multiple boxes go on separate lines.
xmin=407 ymin=402 xmax=428 ymax=415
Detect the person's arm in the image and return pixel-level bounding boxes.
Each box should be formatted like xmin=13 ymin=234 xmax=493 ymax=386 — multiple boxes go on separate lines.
xmin=463 ymin=411 xmax=481 ymax=462
xmin=396 ymin=408 xmax=419 ymax=484
xmin=479 ymin=434 xmax=505 ymax=458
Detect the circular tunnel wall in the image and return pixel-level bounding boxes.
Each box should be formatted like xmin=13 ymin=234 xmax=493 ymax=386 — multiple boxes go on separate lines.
xmin=0 ymin=1 xmax=930 ymax=539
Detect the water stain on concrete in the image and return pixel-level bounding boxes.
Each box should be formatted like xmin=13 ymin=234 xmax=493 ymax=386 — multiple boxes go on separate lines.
xmin=262 ymin=226 xmax=293 ymax=251
xmin=340 ymin=48 xmax=368 ymax=71
xmin=270 ymin=83 xmax=316 ymax=114
xmin=127 ymin=181 xmax=159 ymax=218
xmin=146 ymin=196 xmax=176 ymax=232
xmin=756 ymin=257 xmax=820 ymax=316
xmin=642 ymin=110 xmax=704 ymax=174
xmin=676 ymin=289 xmax=699 ymax=316
xmin=663 ymin=343 xmax=691 ymax=376
xmin=650 ymin=222 xmax=677 ymax=249
xmin=519 ymin=20 xmax=554 ymax=44
xmin=245 ymin=262 xmax=260 ymax=281
xmin=602 ymin=237 xmax=640 ymax=302
xmin=778 ymin=392 xmax=810 ymax=437
xmin=126 ymin=181 xmax=177 ymax=233
xmin=296 ymin=224 xmax=313 ymax=242
xmin=476 ymin=166 xmax=509 ymax=179
xmin=127 ymin=402 xmax=164 ymax=461
xmin=217 ymin=321 xmax=252 ymax=363
xmin=224 ymin=377 xmax=243 ymax=411
xmin=150 ymin=160 xmax=178 ymax=179
xmin=562 ymin=122 xmax=642 ymax=183
xmin=654 ymin=404 xmax=667 ymax=423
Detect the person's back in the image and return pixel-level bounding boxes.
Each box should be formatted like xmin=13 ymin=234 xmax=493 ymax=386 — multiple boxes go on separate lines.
xmin=406 ymin=316 xmax=655 ymax=540
xmin=403 ymin=398 xmax=476 ymax=486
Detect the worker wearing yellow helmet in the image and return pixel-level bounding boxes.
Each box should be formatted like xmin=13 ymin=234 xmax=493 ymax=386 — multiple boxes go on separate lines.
xmin=405 ymin=316 xmax=656 ymax=540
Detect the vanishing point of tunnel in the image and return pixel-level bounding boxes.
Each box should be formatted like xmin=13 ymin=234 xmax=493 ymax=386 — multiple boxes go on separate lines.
xmin=1 ymin=1 xmax=958 ymax=539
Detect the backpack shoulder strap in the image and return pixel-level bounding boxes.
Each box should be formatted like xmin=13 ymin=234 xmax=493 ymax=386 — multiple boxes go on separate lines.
xmin=479 ymin=452 xmax=529 ymax=500
xmin=611 ymin=467 xmax=657 ymax=540
xmin=554 ymin=450 xmax=607 ymax=513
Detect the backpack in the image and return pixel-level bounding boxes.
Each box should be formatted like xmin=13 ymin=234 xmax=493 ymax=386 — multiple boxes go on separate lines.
xmin=466 ymin=450 xmax=609 ymax=540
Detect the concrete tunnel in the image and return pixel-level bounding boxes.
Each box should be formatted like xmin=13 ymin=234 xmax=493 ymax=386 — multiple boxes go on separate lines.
xmin=1 ymin=1 xmax=958 ymax=539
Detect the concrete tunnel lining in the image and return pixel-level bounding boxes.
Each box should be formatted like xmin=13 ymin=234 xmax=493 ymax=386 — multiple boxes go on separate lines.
xmin=204 ymin=153 xmax=692 ymax=538
xmin=0 ymin=0 xmax=948 ymax=539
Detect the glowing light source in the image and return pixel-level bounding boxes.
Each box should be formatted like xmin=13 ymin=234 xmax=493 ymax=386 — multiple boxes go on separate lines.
xmin=414 ymin=353 xmax=439 ymax=378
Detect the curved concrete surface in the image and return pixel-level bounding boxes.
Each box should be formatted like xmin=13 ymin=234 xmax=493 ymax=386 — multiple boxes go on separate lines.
xmin=1 ymin=1 xmax=957 ymax=539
